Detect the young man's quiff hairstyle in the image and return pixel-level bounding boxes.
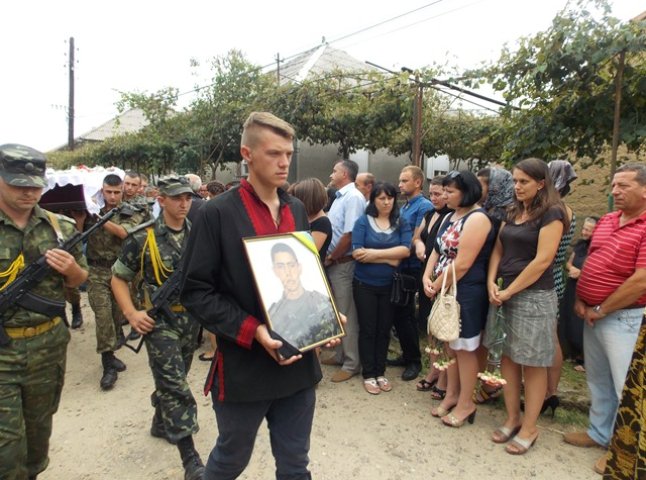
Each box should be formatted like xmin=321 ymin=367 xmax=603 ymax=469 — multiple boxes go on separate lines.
xmin=241 ymin=112 xmax=295 ymax=148
xmin=402 ymin=165 xmax=425 ymax=183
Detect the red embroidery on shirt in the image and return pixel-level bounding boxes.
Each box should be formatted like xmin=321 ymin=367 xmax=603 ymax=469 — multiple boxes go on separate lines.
xmin=239 ymin=179 xmax=296 ymax=235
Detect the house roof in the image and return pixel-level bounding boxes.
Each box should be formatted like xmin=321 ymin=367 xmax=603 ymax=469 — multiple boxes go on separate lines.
xmin=78 ymin=108 xmax=149 ymax=142
xmin=275 ymin=44 xmax=378 ymax=85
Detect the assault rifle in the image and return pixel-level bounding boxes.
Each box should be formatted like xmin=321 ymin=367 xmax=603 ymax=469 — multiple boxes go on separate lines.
xmin=0 ymin=207 xmax=121 ymax=346
xmin=125 ymin=265 xmax=185 ymax=353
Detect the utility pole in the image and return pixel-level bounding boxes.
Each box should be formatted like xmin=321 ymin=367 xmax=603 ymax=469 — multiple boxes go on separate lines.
xmin=276 ymin=53 xmax=281 ymax=85
xmin=403 ymin=67 xmax=423 ymax=168
xmin=68 ymin=36 xmax=75 ymax=150
xmin=413 ymin=74 xmax=423 ymax=168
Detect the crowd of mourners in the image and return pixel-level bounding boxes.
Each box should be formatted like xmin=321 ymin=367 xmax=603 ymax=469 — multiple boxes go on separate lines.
xmin=1 ymin=111 xmax=644 ymax=480
xmin=292 ymin=156 xmax=645 ymax=477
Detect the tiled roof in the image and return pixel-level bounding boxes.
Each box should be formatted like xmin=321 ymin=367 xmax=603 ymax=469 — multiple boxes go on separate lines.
xmin=276 ymin=44 xmax=378 ymax=85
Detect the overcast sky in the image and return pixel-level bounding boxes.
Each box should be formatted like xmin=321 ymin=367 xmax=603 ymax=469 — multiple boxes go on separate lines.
xmin=1 ymin=0 xmax=638 ymax=152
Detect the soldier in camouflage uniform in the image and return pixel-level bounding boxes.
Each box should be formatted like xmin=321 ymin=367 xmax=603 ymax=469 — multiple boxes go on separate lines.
xmin=85 ymin=173 xmax=146 ymax=390
xmin=0 ymin=144 xmax=88 ymax=480
xmin=268 ymin=243 xmax=340 ymax=351
xmin=111 ymin=176 xmax=204 ymax=480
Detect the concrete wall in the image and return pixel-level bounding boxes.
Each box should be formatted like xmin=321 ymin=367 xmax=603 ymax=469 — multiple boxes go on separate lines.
xmin=291 ymin=142 xmax=412 ymax=186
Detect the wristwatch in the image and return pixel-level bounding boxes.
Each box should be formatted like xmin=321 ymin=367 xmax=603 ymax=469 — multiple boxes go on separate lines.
xmin=592 ymin=305 xmax=605 ymax=316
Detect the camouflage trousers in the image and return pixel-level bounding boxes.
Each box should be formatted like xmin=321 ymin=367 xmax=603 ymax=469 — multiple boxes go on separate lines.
xmin=64 ymin=286 xmax=80 ymax=305
xmin=88 ymin=266 xmax=122 ymax=353
xmin=0 ymin=322 xmax=70 ymax=480
xmin=145 ymin=312 xmax=200 ymax=442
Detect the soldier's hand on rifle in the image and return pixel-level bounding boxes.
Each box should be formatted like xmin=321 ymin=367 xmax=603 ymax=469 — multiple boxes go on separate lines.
xmin=45 ymin=249 xmax=87 ymax=287
xmin=126 ymin=310 xmax=156 ymax=335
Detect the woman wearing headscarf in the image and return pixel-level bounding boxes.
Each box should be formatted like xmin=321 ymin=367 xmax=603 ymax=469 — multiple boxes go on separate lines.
xmin=474 ymin=167 xmax=515 ymax=405
xmin=542 ymin=160 xmax=577 ymax=415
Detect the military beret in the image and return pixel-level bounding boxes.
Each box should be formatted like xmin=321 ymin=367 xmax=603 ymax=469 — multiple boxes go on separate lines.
xmin=0 ymin=144 xmax=47 ymax=188
xmin=157 ymin=176 xmax=193 ymax=197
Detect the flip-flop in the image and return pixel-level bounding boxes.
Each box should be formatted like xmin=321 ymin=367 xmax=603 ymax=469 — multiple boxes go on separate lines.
xmin=416 ymin=378 xmax=437 ymax=392
xmin=491 ymin=425 xmax=521 ymax=444
xmin=198 ymin=353 xmax=214 ymax=362
xmin=505 ymin=434 xmax=538 ymax=455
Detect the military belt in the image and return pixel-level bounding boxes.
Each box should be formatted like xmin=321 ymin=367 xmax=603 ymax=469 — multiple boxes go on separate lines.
xmin=5 ymin=316 xmax=62 ymax=339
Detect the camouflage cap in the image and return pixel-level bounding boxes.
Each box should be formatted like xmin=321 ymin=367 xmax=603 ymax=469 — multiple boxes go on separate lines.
xmin=157 ymin=176 xmax=193 ymax=196
xmin=0 ymin=144 xmax=48 ymax=188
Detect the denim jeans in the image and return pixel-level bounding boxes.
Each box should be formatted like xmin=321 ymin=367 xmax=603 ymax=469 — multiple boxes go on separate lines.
xmin=583 ymin=307 xmax=642 ymax=446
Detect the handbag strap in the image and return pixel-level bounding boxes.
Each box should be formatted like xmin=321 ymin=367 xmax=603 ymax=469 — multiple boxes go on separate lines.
xmin=439 ymin=260 xmax=457 ymax=296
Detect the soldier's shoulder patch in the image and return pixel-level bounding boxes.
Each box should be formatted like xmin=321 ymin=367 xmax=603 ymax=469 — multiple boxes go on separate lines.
xmin=128 ymin=218 xmax=156 ymax=236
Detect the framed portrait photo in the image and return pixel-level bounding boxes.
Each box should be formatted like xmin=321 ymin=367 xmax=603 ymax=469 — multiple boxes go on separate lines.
xmin=242 ymin=231 xmax=345 ymax=358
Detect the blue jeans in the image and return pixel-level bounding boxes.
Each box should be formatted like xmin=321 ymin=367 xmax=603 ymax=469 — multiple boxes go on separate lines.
xmin=583 ymin=307 xmax=642 ymax=446
xmin=204 ymin=387 xmax=315 ymax=480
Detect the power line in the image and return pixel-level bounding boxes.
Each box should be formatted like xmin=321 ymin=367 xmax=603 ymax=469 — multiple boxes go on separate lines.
xmin=328 ymin=0 xmax=444 ymax=44
xmin=337 ymin=0 xmax=488 ymax=50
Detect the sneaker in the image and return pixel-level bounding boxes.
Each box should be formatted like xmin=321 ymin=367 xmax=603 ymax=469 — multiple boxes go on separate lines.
xmin=563 ymin=431 xmax=603 ymax=448
xmin=363 ymin=378 xmax=381 ymax=395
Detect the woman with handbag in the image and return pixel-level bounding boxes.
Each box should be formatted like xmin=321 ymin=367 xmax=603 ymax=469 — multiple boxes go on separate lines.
xmin=422 ymin=171 xmax=495 ymax=427
xmin=487 ymin=158 xmax=568 ymax=455
xmin=352 ymin=182 xmax=412 ymax=395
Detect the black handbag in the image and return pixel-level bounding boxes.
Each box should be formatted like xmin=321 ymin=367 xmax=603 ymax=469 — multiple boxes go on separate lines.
xmin=390 ymin=272 xmax=417 ymax=306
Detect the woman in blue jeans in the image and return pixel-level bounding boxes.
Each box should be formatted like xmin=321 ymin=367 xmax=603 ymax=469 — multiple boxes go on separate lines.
xmin=352 ymin=182 xmax=412 ymax=395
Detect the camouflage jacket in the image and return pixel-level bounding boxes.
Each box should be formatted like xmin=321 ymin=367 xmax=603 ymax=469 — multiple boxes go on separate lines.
xmin=85 ymin=204 xmax=146 ymax=265
xmin=0 ymin=205 xmax=87 ymax=327
xmin=112 ymin=215 xmax=190 ymax=305
xmin=124 ymin=195 xmax=152 ymax=222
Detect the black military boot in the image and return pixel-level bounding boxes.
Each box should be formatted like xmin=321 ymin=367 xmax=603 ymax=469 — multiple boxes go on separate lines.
xmin=71 ymin=302 xmax=83 ymax=329
xmin=111 ymin=354 xmax=127 ymax=372
xmin=100 ymin=352 xmax=118 ymax=390
xmin=177 ymin=436 xmax=205 ymax=480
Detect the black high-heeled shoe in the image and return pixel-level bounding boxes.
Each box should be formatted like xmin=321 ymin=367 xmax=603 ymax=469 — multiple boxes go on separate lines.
xmin=540 ymin=395 xmax=560 ymax=418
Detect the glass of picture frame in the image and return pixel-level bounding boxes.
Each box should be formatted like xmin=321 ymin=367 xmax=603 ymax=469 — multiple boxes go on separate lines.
xmin=242 ymin=231 xmax=345 ymax=358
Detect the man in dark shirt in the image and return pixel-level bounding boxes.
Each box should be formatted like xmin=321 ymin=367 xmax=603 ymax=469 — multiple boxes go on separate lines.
xmin=181 ymin=112 xmax=340 ymax=480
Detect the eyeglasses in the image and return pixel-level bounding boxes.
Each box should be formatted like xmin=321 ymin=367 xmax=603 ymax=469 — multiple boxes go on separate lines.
xmin=446 ymin=171 xmax=460 ymax=180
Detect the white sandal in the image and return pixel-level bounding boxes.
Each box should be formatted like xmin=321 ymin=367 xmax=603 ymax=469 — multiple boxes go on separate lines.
xmin=363 ymin=378 xmax=381 ymax=395
xmin=376 ymin=376 xmax=392 ymax=392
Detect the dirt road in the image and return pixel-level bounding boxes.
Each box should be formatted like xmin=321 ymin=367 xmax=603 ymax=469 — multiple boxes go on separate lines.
xmin=41 ymin=296 xmax=602 ymax=479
